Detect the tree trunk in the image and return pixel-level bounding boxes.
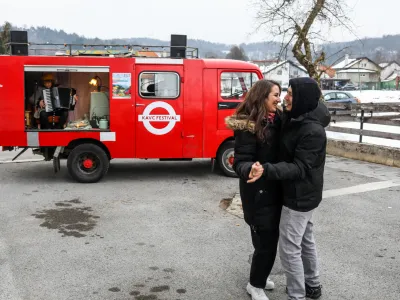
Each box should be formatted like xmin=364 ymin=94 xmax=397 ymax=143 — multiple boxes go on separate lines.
xmin=291 ymin=0 xmax=326 ymax=87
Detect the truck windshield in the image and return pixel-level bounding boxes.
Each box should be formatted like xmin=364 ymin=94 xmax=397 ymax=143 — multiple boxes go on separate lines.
xmin=221 ymin=72 xmax=260 ymax=99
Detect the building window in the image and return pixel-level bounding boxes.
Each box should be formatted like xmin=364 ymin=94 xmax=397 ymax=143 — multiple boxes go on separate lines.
xmin=277 ymin=70 xmax=282 ymax=75
xmin=220 ymin=72 xmax=260 ymax=99
xmin=139 ymin=72 xmax=180 ymax=98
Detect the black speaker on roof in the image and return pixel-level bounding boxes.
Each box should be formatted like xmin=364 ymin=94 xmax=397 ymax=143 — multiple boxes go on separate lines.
xmin=170 ymin=34 xmax=187 ymax=58
xmin=9 ymin=30 xmax=28 ymax=55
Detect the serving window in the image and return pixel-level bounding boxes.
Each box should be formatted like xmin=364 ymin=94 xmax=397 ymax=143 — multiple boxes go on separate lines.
xmin=24 ymin=66 xmax=110 ymax=131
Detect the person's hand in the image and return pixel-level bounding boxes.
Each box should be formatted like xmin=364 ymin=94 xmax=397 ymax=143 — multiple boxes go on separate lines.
xmin=247 ymin=162 xmax=263 ymax=183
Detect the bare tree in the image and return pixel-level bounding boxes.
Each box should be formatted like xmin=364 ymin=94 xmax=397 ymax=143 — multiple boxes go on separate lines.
xmin=254 ymin=0 xmax=356 ymax=84
xmin=0 ymin=21 xmax=12 ymax=54
xmin=226 ymin=45 xmax=249 ymax=61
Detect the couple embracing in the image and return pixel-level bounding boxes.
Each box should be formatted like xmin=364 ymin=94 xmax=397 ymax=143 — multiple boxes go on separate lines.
xmin=225 ymin=77 xmax=331 ymax=300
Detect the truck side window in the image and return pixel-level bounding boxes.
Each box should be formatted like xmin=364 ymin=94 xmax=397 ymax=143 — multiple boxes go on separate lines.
xmin=139 ymin=72 xmax=180 ymax=99
xmin=220 ymin=72 xmax=259 ymax=100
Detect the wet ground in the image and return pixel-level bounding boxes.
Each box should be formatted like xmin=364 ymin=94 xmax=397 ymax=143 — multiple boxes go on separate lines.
xmin=0 ymin=156 xmax=399 ymax=299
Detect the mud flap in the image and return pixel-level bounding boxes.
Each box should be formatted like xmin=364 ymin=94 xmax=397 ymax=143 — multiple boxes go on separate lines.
xmin=53 ymin=146 xmax=64 ymax=173
xmin=211 ymin=158 xmax=215 ymax=173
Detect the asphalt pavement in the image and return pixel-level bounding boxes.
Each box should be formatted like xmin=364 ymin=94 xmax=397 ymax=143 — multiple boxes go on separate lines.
xmin=0 ymin=154 xmax=399 ymax=300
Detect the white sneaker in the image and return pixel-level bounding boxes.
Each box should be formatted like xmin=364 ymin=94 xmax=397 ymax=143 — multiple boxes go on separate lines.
xmin=265 ymin=277 xmax=275 ymax=290
xmin=246 ymin=282 xmax=269 ymax=300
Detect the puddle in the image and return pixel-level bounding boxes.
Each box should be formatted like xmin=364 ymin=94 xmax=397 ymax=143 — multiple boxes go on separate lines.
xmin=55 ymin=203 xmax=72 ymax=207
xmin=130 ymin=291 xmax=141 ymax=296
xmin=219 ymin=197 xmax=233 ymax=210
xmin=150 ymin=285 xmax=169 ymax=292
xmin=32 ymin=198 xmax=99 ymax=238
xmin=135 ymin=295 xmax=157 ymax=300
xmin=163 ymin=268 xmax=175 ymax=273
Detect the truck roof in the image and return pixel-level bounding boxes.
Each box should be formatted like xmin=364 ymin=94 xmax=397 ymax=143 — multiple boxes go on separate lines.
xmin=201 ymin=58 xmax=259 ymax=70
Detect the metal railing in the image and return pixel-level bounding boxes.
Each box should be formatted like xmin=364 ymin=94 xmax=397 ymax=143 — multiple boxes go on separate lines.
xmin=326 ymin=102 xmax=400 ymax=143
xmin=5 ymin=42 xmax=199 ymax=59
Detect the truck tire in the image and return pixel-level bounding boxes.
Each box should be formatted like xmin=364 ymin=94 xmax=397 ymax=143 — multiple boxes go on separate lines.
xmin=67 ymin=143 xmax=109 ymax=183
xmin=217 ymin=141 xmax=237 ymax=178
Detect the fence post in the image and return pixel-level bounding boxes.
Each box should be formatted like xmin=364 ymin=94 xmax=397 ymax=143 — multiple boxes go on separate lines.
xmin=359 ymin=109 xmax=364 ymax=143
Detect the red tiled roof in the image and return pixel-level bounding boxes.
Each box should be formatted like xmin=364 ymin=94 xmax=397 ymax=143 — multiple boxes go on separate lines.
xmin=318 ymin=65 xmax=336 ymax=78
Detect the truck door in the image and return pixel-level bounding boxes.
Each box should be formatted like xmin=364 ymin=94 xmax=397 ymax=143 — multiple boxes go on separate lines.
xmin=135 ymin=63 xmax=184 ymax=158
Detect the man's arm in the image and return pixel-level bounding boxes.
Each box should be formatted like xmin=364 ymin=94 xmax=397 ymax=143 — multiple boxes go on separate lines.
xmin=262 ymin=129 xmax=326 ymax=180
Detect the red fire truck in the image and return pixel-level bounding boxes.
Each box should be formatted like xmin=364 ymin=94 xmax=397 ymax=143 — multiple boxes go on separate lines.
xmin=0 ymin=33 xmax=263 ymax=183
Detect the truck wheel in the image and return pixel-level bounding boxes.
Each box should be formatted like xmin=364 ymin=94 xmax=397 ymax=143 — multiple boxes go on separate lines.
xmin=67 ymin=144 xmax=109 ymax=183
xmin=217 ymin=141 xmax=237 ymax=178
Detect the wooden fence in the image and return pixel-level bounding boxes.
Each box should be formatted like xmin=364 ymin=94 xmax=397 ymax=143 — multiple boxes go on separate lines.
xmin=325 ymin=102 xmax=400 ymax=143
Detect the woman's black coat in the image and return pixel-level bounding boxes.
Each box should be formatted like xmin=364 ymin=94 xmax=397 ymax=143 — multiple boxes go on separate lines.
xmin=225 ymin=113 xmax=282 ymax=232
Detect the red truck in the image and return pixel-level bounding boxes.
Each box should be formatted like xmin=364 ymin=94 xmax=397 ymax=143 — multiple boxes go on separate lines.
xmin=0 ymin=33 xmax=263 ymax=182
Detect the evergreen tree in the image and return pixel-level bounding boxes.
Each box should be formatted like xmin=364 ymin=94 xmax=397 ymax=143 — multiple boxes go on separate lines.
xmin=0 ymin=21 xmax=12 ymax=54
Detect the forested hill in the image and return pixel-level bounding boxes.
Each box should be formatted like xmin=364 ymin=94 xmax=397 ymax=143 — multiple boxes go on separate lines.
xmin=6 ymin=23 xmax=400 ymax=64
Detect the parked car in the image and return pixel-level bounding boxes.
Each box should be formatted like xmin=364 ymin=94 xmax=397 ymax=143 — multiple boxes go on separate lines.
xmin=340 ymin=83 xmax=357 ymax=90
xmin=334 ymin=81 xmax=345 ymax=90
xmin=323 ymin=91 xmax=360 ymax=104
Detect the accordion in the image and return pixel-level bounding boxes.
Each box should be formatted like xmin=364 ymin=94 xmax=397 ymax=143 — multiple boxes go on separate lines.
xmin=43 ymin=87 xmax=72 ymax=112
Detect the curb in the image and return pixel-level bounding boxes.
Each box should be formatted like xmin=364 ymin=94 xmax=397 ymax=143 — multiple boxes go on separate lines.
xmin=327 ymin=139 xmax=400 ymax=168
xmin=0 ymin=159 xmax=44 ymax=164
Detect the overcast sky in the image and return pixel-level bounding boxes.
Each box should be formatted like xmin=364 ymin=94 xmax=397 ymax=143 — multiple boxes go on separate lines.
xmin=0 ymin=0 xmax=398 ymax=45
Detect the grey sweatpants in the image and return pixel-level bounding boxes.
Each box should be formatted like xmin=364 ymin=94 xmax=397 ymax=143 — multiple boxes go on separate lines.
xmin=279 ymin=206 xmax=320 ymax=300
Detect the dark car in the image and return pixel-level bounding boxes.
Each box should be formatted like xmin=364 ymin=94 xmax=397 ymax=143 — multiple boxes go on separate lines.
xmin=340 ymin=83 xmax=357 ymax=90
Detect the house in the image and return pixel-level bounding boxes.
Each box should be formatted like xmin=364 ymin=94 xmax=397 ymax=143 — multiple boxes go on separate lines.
xmin=379 ymin=61 xmax=400 ymax=81
xmin=332 ymin=55 xmax=382 ymax=89
xmin=381 ymin=72 xmax=400 ymax=90
xmin=260 ymin=60 xmax=309 ymax=89
xmin=252 ymin=59 xmax=280 ymax=68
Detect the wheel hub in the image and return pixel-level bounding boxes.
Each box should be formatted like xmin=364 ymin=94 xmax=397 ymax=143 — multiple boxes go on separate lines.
xmin=83 ymin=158 xmax=94 ymax=169
xmin=223 ymin=150 xmax=235 ymax=171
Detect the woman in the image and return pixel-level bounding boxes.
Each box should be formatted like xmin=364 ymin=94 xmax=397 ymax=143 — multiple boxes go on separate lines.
xmin=225 ymin=79 xmax=282 ymax=300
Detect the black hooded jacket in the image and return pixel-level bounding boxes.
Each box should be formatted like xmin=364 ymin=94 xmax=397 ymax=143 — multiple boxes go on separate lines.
xmin=226 ymin=112 xmax=282 ymax=231
xmin=262 ymin=78 xmax=331 ymax=212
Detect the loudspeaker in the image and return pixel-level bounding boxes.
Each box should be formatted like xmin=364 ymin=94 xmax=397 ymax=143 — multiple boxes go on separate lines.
xmin=9 ymin=30 xmax=28 ymax=55
xmin=170 ymin=34 xmax=187 ymax=58
xmin=10 ymin=31 xmax=28 ymax=43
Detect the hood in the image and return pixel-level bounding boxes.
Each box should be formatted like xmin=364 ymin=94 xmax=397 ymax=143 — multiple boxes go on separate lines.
xmin=288 ymin=77 xmax=321 ymax=119
xmin=225 ymin=115 xmax=256 ymax=133
xmin=291 ymin=101 xmax=331 ymax=128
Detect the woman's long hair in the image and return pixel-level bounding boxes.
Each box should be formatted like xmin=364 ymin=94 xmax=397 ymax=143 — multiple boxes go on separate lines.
xmin=235 ymin=79 xmax=281 ymax=140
